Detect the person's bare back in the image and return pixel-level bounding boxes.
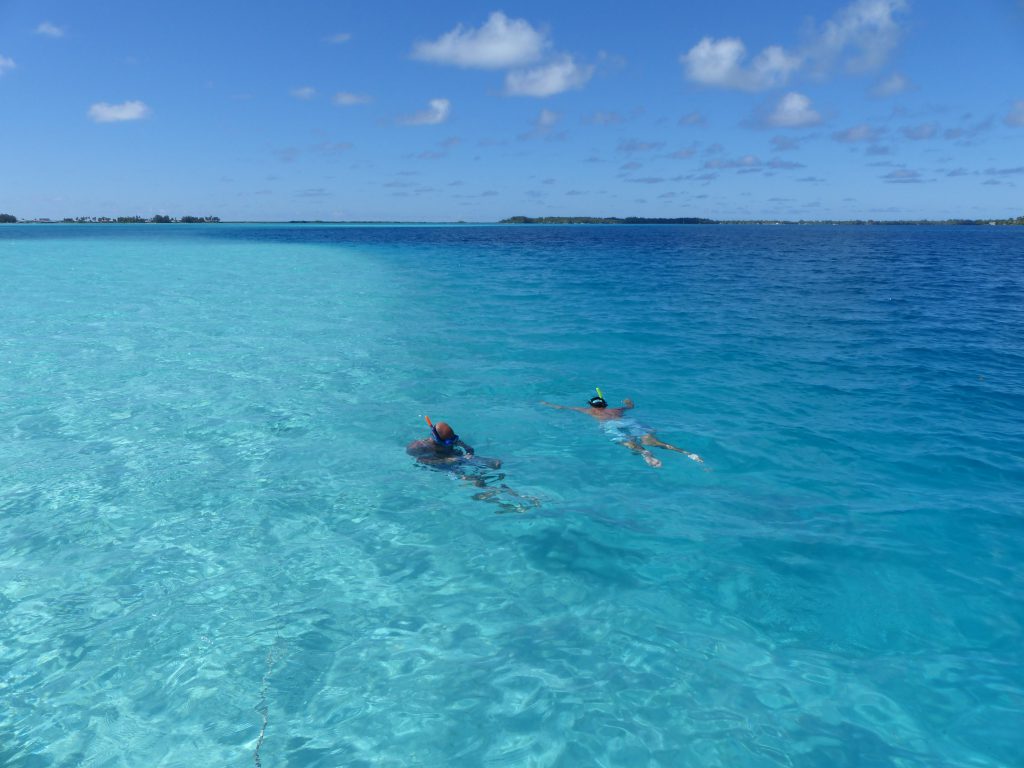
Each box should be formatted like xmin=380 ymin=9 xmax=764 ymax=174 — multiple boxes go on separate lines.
xmin=541 ymin=393 xmax=703 ymax=467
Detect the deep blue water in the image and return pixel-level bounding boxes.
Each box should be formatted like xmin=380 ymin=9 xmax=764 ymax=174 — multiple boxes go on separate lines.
xmin=1 ymin=223 xmax=1022 ymax=766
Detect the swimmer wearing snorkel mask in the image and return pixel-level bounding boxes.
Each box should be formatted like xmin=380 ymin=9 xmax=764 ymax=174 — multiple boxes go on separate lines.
xmin=541 ymin=388 xmax=703 ymax=468
xmin=406 ymin=416 xmax=501 ymax=469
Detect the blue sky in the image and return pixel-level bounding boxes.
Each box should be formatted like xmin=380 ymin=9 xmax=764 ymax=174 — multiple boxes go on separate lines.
xmin=1 ymin=0 xmax=1023 ymax=221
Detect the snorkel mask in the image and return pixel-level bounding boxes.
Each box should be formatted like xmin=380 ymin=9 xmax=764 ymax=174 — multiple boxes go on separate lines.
xmin=588 ymin=387 xmax=608 ymax=409
xmin=424 ymin=416 xmax=459 ymax=447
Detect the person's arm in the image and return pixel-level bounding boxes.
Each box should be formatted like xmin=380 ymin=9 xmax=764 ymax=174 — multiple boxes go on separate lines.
xmin=456 ymin=439 xmax=475 ymax=456
xmin=621 ymin=398 xmax=635 ymax=411
xmin=540 ymin=401 xmax=586 ymax=413
xmin=416 ymin=454 xmax=465 ymax=466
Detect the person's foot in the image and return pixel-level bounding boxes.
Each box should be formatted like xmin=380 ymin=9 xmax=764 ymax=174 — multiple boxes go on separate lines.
xmin=642 ymin=451 xmax=662 ymax=468
xmin=687 ymin=452 xmax=703 ymax=463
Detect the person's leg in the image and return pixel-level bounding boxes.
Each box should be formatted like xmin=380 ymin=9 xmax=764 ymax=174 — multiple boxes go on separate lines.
xmin=621 ymin=438 xmax=662 ymax=467
xmin=640 ymin=432 xmax=703 ymax=463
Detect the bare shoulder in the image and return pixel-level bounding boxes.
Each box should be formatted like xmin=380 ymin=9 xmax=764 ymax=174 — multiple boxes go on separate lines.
xmin=406 ymin=440 xmax=433 ymax=456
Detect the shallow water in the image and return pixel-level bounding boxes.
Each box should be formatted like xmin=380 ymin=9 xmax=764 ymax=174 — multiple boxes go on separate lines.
xmin=1 ymin=223 xmax=1022 ymax=766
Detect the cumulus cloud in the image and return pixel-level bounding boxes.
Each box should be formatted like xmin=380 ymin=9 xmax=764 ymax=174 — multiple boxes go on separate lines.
xmin=88 ymin=100 xmax=151 ymax=123
xmin=680 ymin=0 xmax=907 ymax=91
xmin=328 ymin=33 xmax=352 ymax=44
xmin=334 ymin=92 xmax=371 ymax=106
xmin=36 ymin=21 xmax=65 ymax=38
xmin=1005 ymin=100 xmax=1024 ymax=127
xmin=771 ymin=135 xmax=802 ymax=151
xmin=315 ymin=141 xmax=353 ymax=155
xmin=505 ymin=54 xmax=593 ymax=97
xmin=872 ymin=72 xmax=909 ymax=97
xmin=810 ymin=0 xmax=908 ymax=73
xmin=705 ymin=155 xmax=761 ymax=170
xmin=985 ymin=166 xmax=1024 ymax=176
xmin=833 ymin=123 xmax=883 ymax=142
xmin=901 ymin=123 xmax=937 ymax=140
xmin=519 ymin=108 xmax=562 ymax=140
xmin=882 ymin=168 xmax=923 ymax=183
xmin=537 ymin=108 xmax=560 ymax=128
xmin=291 ymin=86 xmax=316 ymax=100
xmin=587 ymin=111 xmax=624 ymax=125
xmin=680 ymin=37 xmax=800 ymax=91
xmin=618 ymin=139 xmax=665 ymax=153
xmin=412 ymin=11 xmax=546 ymax=69
xmin=943 ymin=117 xmax=992 ymax=142
xmin=0 ymin=55 xmax=14 ymax=76
xmin=766 ymin=92 xmax=821 ymax=127
xmin=401 ymin=98 xmax=451 ymax=125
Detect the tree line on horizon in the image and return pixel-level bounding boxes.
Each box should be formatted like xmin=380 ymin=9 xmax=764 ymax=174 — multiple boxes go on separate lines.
xmin=0 ymin=214 xmax=220 ymax=224
xmin=500 ymin=215 xmax=1024 ymax=226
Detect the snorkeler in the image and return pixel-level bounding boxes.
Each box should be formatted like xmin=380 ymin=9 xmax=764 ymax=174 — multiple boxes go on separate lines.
xmin=406 ymin=417 xmax=500 ymax=468
xmin=407 ymin=416 xmax=539 ymax=513
xmin=541 ymin=389 xmax=703 ymax=468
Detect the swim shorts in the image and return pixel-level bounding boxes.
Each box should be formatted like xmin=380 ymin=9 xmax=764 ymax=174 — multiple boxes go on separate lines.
xmin=601 ymin=419 xmax=650 ymax=444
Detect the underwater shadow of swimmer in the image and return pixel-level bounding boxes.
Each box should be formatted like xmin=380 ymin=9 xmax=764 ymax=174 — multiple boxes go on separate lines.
xmin=464 ymin=470 xmax=542 ymax=515
xmin=415 ymin=462 xmax=542 ymax=515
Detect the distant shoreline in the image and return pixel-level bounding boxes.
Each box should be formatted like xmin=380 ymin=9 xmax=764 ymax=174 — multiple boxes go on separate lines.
xmin=1 ymin=215 xmax=1022 ymax=226
xmin=499 ymin=215 xmax=1024 ymax=226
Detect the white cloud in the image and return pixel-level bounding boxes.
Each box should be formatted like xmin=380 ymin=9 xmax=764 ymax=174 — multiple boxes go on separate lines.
xmin=872 ymin=72 xmax=909 ymax=97
xmin=411 ymin=11 xmax=546 ymax=69
xmin=680 ymin=0 xmax=907 ymax=91
xmin=833 ymin=123 xmax=883 ymax=142
xmin=766 ymin=92 xmax=821 ymax=127
xmin=587 ymin=111 xmax=623 ymax=125
xmin=505 ymin=54 xmax=593 ymax=97
xmin=810 ymin=0 xmax=908 ymax=73
xmin=0 ymin=55 xmax=14 ymax=76
xmin=705 ymin=155 xmax=761 ymax=169
xmin=333 ymin=92 xmax=371 ymax=106
xmin=36 ymin=21 xmax=65 ymax=38
xmin=518 ymin=108 xmax=562 ymax=140
xmin=882 ymin=168 xmax=923 ymax=183
xmin=291 ymin=86 xmax=316 ymax=100
xmin=88 ymin=100 xmax=151 ymax=123
xmin=901 ymin=123 xmax=937 ymax=140
xmin=1005 ymin=100 xmax=1024 ymax=127
xmin=402 ymin=98 xmax=451 ymax=125
xmin=681 ymin=37 xmax=800 ymax=91
xmin=328 ymin=33 xmax=352 ymax=44
xmin=537 ymin=109 xmax=560 ymax=128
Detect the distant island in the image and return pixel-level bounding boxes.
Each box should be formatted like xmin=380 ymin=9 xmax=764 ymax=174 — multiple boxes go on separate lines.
xmin=0 ymin=214 xmax=220 ymax=224
xmin=501 ymin=216 xmax=715 ymax=225
xmin=500 ymin=215 xmax=1024 ymax=226
xmin=3 ymin=213 xmax=1023 ymax=226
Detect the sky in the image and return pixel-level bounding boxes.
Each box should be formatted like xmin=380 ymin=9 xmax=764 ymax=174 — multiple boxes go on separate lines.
xmin=1 ymin=0 xmax=1023 ymax=221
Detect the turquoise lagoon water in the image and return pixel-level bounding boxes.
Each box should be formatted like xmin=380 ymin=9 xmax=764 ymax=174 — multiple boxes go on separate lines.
xmin=1 ymin=223 xmax=1022 ymax=767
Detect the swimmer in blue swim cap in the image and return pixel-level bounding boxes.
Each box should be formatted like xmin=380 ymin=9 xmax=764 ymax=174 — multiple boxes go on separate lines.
xmin=541 ymin=390 xmax=703 ymax=468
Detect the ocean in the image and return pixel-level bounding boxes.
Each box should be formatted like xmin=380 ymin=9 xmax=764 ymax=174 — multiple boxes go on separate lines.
xmin=1 ymin=223 xmax=1022 ymax=766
